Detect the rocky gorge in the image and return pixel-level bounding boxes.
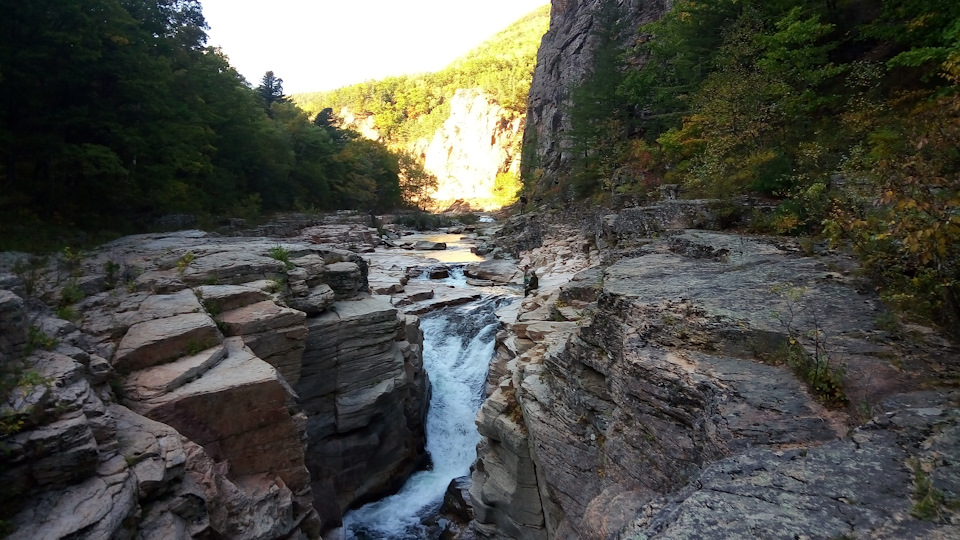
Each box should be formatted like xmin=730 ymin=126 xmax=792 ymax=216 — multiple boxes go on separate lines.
xmin=2 ymin=205 xmax=958 ymax=539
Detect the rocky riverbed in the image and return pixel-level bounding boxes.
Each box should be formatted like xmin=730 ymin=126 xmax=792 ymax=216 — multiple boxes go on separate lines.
xmin=2 ymin=208 xmax=958 ymax=539
xmin=0 ymin=216 xmax=496 ymax=539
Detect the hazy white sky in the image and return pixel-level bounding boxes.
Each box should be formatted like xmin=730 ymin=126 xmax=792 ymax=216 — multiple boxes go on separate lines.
xmin=201 ymin=0 xmax=550 ymax=94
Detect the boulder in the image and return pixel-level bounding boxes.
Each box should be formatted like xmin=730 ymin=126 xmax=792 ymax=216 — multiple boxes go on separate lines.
xmin=286 ymin=284 xmax=336 ymax=315
xmin=464 ymin=260 xmax=520 ymax=284
xmin=113 ymin=312 xmax=222 ymax=372
xmin=427 ymin=265 xmax=451 ymax=279
xmin=324 ymin=261 xmax=364 ymax=299
xmin=414 ymin=240 xmax=447 ymax=251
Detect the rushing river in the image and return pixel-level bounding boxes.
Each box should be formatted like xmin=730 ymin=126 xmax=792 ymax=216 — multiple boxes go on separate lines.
xmin=343 ymin=277 xmax=515 ymax=539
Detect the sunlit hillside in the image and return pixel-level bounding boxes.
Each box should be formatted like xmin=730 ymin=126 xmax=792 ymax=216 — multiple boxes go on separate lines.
xmin=292 ymin=4 xmax=550 ymax=145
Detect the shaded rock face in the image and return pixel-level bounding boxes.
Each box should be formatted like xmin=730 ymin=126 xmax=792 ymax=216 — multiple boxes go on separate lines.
xmin=471 ymin=226 xmax=960 ymax=539
xmin=296 ymin=296 xmax=430 ymax=527
xmin=523 ymin=0 xmax=671 ymax=189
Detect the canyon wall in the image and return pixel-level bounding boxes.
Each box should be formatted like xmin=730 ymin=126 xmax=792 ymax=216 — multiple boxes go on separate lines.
xmin=0 ymin=227 xmax=429 ymax=538
xmin=413 ymin=89 xmax=524 ymax=209
xmin=522 ymin=0 xmax=671 ymax=190
xmin=341 ymin=89 xmax=524 ymax=210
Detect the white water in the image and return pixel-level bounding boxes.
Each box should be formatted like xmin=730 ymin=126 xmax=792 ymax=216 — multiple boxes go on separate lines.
xmin=343 ymin=296 xmax=510 ymax=539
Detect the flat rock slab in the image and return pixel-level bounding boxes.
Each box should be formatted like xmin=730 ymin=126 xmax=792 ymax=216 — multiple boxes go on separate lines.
xmin=331 ymin=297 xmax=400 ymax=339
xmin=134 ymin=290 xmax=203 ymax=324
xmin=195 ymin=284 xmax=271 ymax=313
xmin=181 ymin=249 xmax=287 ymax=286
xmin=602 ymin=231 xmax=880 ymax=335
xmin=113 ymin=313 xmax=221 ymax=372
xmin=123 ymin=345 xmax=227 ymax=400
xmin=511 ymin=321 xmax=579 ymax=342
xmin=219 ymin=300 xmax=306 ymax=336
xmin=402 ymin=290 xmax=481 ymax=315
xmin=414 ymin=240 xmax=447 ymax=250
xmin=390 ymin=283 xmax=436 ymax=307
xmin=465 ymin=260 xmax=520 ymax=283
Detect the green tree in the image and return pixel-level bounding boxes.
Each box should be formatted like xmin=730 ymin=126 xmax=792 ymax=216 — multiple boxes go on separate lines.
xmin=565 ymin=0 xmax=631 ymax=197
xmin=258 ymin=70 xmax=288 ymax=115
xmin=397 ymin=152 xmax=438 ymax=209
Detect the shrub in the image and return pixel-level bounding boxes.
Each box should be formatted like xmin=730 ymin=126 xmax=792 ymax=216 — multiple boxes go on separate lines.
xmin=268 ymin=245 xmax=294 ymax=270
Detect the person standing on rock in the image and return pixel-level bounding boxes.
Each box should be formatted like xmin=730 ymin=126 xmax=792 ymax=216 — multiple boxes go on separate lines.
xmin=519 ymin=194 xmax=527 ymax=215
xmin=523 ymin=265 xmax=538 ymax=296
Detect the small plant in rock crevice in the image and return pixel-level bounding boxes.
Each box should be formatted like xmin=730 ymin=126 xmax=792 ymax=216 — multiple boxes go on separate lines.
xmin=266 ymin=278 xmax=287 ymax=294
xmin=769 ymin=284 xmax=848 ymax=407
xmin=56 ymin=246 xmax=84 ymax=284
xmin=909 ymin=458 xmax=960 ymax=521
xmin=268 ymin=245 xmax=294 ymax=270
xmin=11 ymin=255 xmax=49 ymax=297
xmin=103 ymin=260 xmax=122 ymax=288
xmin=25 ymin=326 xmax=58 ymax=354
xmin=175 ymin=251 xmax=195 ymax=276
xmin=55 ymin=305 xmax=81 ymax=322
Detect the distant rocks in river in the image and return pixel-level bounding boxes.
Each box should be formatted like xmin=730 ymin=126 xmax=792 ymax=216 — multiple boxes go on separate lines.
xmin=414 ymin=240 xmax=447 ymax=251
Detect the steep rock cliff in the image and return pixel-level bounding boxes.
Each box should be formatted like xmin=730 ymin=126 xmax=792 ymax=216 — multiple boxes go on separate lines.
xmin=413 ymin=89 xmax=524 ymax=209
xmin=342 ymin=89 xmax=524 ymax=210
xmin=523 ymin=0 xmax=671 ymax=188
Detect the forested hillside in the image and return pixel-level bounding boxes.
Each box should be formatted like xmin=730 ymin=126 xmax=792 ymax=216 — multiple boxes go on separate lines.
xmin=537 ymin=0 xmax=960 ymax=331
xmin=294 ymin=5 xmax=550 ymax=145
xmin=0 ymin=0 xmax=421 ymax=250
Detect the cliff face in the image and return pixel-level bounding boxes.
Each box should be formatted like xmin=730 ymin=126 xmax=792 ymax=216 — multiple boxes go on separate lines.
xmin=522 ymin=0 xmax=671 ymax=188
xmin=341 ymin=89 xmax=524 ymax=210
xmin=0 ymin=226 xmax=429 ymax=538
xmin=468 ymin=210 xmax=960 ymax=539
xmin=414 ymin=89 xmax=524 ymax=209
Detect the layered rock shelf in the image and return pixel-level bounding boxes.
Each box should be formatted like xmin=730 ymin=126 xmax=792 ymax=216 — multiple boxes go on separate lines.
xmin=0 ymin=222 xmax=439 ymax=539
xmin=466 ymin=211 xmax=960 ymax=540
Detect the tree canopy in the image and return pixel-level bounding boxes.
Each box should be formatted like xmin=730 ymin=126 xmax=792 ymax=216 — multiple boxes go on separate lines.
xmin=0 ymin=0 xmax=410 ymax=249
xmin=545 ymin=0 xmax=960 ymax=331
xmin=292 ymin=5 xmax=550 ymax=144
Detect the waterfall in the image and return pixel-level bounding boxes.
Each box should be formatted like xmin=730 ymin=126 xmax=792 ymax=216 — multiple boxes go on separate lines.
xmin=343 ymin=294 xmax=512 ymax=539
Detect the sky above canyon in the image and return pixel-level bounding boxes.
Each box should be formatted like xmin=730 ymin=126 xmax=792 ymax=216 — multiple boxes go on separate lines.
xmin=201 ymin=0 xmax=550 ymax=94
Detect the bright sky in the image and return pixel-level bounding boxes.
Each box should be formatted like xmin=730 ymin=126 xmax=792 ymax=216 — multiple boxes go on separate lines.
xmin=201 ymin=0 xmax=550 ymax=95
